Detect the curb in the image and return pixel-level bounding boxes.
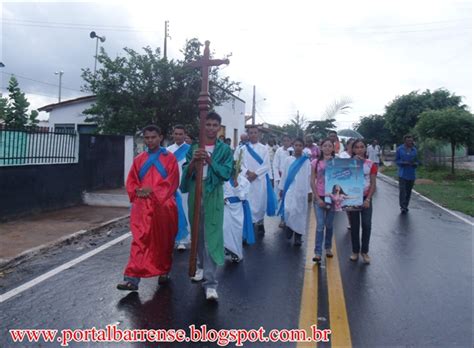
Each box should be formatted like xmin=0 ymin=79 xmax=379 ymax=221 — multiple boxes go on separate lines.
xmin=0 ymin=214 xmax=130 ymax=272
xmin=377 ymin=173 xmax=473 ymax=226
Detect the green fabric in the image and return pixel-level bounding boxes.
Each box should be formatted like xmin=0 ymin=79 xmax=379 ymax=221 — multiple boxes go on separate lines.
xmin=180 ymin=140 xmax=233 ymax=265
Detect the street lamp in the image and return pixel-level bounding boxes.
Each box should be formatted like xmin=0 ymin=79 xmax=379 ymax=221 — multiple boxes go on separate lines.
xmin=89 ymin=31 xmax=106 ymax=75
xmin=54 ymin=71 xmax=64 ymax=103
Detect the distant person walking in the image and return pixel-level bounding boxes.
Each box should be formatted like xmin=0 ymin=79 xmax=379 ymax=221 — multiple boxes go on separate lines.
xmin=367 ymin=139 xmax=381 ymax=166
xmin=396 ymin=135 xmax=419 ymax=214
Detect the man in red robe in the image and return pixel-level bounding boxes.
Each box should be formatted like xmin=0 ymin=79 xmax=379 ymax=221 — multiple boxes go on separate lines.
xmin=117 ymin=125 xmax=179 ymax=291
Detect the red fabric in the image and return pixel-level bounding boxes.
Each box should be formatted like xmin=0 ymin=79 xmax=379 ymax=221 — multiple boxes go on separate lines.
xmin=363 ymin=159 xmax=377 ymax=195
xmin=124 ymin=151 xmax=179 ymax=278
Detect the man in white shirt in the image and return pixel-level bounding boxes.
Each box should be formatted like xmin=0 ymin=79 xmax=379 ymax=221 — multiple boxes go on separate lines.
xmin=273 ymin=135 xmax=293 ymax=227
xmin=167 ymin=125 xmax=191 ymax=250
xmin=240 ymin=126 xmax=272 ymax=234
xmin=266 ymin=137 xmax=279 ymax=183
xmin=367 ymin=139 xmax=381 ymax=165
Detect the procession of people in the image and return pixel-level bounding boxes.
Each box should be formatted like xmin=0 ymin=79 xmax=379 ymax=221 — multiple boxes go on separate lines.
xmin=118 ymin=117 xmax=415 ymax=301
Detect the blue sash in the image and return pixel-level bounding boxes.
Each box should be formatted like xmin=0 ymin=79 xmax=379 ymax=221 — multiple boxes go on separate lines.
xmin=139 ymin=147 xmax=168 ymax=180
xmin=171 ymin=143 xmax=191 ymax=241
xmin=174 ymin=191 xmax=189 ymax=241
xmin=227 ymin=177 xmax=255 ymax=244
xmin=138 ymin=147 xmax=188 ymax=241
xmin=173 ymin=143 xmax=190 ymax=162
xmin=277 ymin=156 xmax=309 ymax=220
xmin=245 ymin=144 xmax=278 ymax=216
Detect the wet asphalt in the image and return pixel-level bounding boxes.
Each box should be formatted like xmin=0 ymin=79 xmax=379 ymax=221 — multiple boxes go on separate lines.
xmin=0 ymin=178 xmax=472 ymax=347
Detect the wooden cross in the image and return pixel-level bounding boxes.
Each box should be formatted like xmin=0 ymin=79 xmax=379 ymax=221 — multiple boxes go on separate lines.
xmin=185 ymin=41 xmax=229 ymax=277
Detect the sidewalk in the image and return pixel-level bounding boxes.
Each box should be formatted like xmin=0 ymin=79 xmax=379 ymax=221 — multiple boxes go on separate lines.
xmin=0 ymin=205 xmax=129 ymax=266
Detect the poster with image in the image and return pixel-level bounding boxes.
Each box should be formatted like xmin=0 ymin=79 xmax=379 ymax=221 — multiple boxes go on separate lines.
xmin=324 ymin=158 xmax=364 ymax=211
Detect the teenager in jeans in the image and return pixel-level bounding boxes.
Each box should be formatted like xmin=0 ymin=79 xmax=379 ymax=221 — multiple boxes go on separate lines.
xmin=349 ymin=139 xmax=377 ymax=264
xmin=310 ymin=138 xmax=335 ymax=263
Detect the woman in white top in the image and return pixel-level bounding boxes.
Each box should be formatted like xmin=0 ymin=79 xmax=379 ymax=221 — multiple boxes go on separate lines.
xmin=339 ymin=138 xmax=355 ymax=159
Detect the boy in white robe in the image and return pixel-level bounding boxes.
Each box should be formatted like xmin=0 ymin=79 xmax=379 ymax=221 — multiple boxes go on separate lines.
xmin=223 ymin=173 xmax=251 ymax=262
xmin=278 ymin=138 xmax=311 ymax=246
xmin=240 ymin=126 xmax=277 ymax=234
xmin=273 ymin=135 xmax=293 ymax=228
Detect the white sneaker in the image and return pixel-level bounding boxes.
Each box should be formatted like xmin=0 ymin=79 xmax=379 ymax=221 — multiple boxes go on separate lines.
xmin=190 ymin=268 xmax=204 ymax=282
xmin=205 ymin=288 xmax=218 ymax=301
xmin=177 ymin=243 xmax=186 ymax=251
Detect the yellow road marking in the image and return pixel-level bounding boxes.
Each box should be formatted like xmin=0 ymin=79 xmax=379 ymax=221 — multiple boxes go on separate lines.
xmin=297 ymin=209 xmax=318 ymax=348
xmin=326 ymin=235 xmax=352 ymax=347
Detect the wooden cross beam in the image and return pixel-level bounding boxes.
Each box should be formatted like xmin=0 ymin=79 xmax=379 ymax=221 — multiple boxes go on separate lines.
xmin=185 ymin=41 xmax=229 ymax=277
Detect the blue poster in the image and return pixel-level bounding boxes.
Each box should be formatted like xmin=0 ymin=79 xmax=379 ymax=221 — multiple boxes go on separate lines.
xmin=325 ymin=158 xmax=364 ymax=211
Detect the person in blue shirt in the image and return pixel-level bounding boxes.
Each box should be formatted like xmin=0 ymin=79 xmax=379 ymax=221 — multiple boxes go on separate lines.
xmin=396 ymin=135 xmax=419 ymax=214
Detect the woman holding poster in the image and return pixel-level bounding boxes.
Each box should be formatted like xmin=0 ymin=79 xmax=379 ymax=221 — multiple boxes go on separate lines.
xmin=348 ymin=139 xmax=377 ymax=264
xmin=310 ymin=139 xmax=336 ymax=263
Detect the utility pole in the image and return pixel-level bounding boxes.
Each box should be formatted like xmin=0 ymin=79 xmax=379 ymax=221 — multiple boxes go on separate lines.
xmin=296 ymin=110 xmax=300 ymax=137
xmin=89 ymin=31 xmax=106 ymax=76
xmin=251 ymin=85 xmax=256 ymax=125
xmin=55 ymin=71 xmax=64 ymax=103
xmin=164 ymin=20 xmax=170 ymax=59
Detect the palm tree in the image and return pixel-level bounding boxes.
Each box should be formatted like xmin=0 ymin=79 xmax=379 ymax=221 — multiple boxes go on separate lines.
xmin=305 ymin=97 xmax=353 ymax=141
xmin=322 ymin=97 xmax=352 ymax=120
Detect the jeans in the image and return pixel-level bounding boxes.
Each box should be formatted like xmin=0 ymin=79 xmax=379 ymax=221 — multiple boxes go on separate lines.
xmin=314 ymin=201 xmax=335 ymax=256
xmin=399 ymin=178 xmax=415 ymax=210
xmin=349 ymin=200 xmax=372 ymax=254
xmin=197 ymin=195 xmax=218 ymax=290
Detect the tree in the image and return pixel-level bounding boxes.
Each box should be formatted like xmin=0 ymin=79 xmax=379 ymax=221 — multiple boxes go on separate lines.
xmin=306 ymin=118 xmax=336 ymax=141
xmin=415 ymin=108 xmax=474 ymax=174
xmin=280 ymin=113 xmax=307 ymax=139
xmin=354 ymin=114 xmax=394 ymax=149
xmin=81 ymin=38 xmax=241 ymax=135
xmin=0 ymin=76 xmax=39 ymax=128
xmin=384 ymin=89 xmax=465 ymax=143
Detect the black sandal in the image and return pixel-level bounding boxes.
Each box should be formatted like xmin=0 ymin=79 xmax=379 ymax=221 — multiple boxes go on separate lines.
xmin=117 ymin=282 xmax=138 ymax=291
xmin=312 ymin=255 xmax=321 ymax=263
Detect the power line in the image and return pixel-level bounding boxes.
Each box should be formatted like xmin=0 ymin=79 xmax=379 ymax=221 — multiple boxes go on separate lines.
xmin=1 ymin=72 xmax=85 ymax=93
xmin=2 ymin=86 xmax=58 ymax=99
xmin=1 ymin=17 xmax=470 ymax=36
xmin=1 ymin=19 xmax=160 ymax=33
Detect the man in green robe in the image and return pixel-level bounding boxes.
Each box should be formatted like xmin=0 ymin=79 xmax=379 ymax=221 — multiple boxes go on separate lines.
xmin=181 ymin=112 xmax=233 ymax=301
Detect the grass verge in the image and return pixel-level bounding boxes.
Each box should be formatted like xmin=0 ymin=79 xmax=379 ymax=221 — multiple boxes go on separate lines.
xmin=380 ymin=165 xmax=474 ymax=217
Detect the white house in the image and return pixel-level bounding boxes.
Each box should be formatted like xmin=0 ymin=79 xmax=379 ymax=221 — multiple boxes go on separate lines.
xmin=38 ymin=93 xmax=246 ymax=147
xmin=214 ymin=92 xmax=246 ymax=148
xmin=38 ymin=95 xmax=97 ymax=134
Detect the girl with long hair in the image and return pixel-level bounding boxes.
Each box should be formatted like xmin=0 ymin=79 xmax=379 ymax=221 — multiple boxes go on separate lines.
xmin=310 ymin=138 xmax=336 ymax=263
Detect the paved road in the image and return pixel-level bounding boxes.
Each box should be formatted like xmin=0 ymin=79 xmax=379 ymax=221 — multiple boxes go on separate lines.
xmin=0 ymin=179 xmax=472 ymax=347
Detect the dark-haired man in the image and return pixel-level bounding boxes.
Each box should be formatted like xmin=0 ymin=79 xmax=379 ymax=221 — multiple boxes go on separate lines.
xmin=240 ymin=125 xmax=278 ymax=234
xmin=181 ymin=112 xmax=233 ymax=301
xmin=118 ymin=125 xmax=179 ymax=291
xmin=273 ymin=134 xmax=293 ymax=228
xmin=396 ymin=135 xmax=419 ymax=213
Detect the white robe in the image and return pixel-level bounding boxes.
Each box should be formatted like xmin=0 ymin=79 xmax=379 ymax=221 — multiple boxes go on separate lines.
xmin=167 ymin=142 xmax=190 ymax=243
xmin=240 ymin=142 xmax=270 ymax=223
xmin=272 ymin=146 xmax=293 ymax=198
xmin=223 ymin=175 xmax=250 ymax=259
xmin=278 ymin=156 xmax=311 ymax=235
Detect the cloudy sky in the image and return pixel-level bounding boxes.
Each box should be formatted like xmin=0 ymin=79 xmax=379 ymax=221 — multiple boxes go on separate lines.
xmin=1 ymin=0 xmax=472 ymax=129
